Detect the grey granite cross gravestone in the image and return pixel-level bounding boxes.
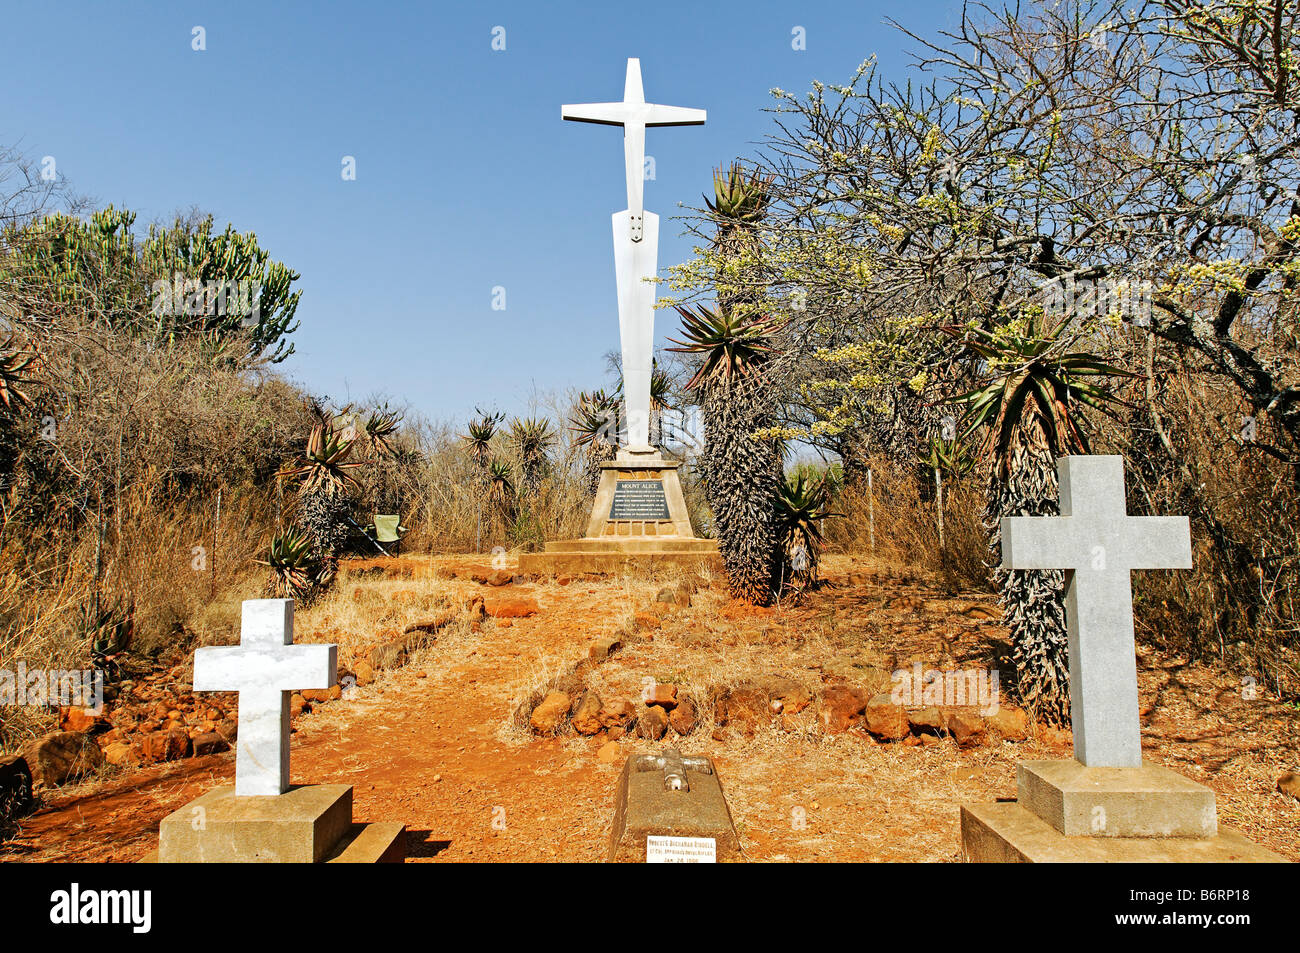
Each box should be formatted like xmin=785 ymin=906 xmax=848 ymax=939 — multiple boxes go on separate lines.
xmin=960 ymin=455 xmax=1286 ymax=859
xmin=1000 ymin=455 xmax=1191 ymax=768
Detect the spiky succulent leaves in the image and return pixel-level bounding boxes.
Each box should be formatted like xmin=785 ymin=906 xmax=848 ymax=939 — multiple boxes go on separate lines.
xmin=570 ymin=390 xmax=618 ymax=495
xmin=667 ymin=305 xmax=780 ymax=391
xmin=85 ymin=599 xmax=134 ymax=665
xmin=952 ymin=317 xmax=1132 ymax=724
xmin=0 ymin=339 xmax=37 ymax=413
xmin=364 ymin=408 xmax=401 ymax=458
xmin=947 ymin=319 xmax=1134 ymax=479
xmin=509 ymin=416 xmax=555 ymax=496
xmin=486 ymin=458 xmax=517 ymax=525
xmin=262 ymin=527 xmax=322 ymax=602
xmin=776 ymin=473 xmax=839 ymax=590
xmin=277 ymin=418 xmax=364 ymax=494
xmin=705 ymin=163 xmax=775 ymax=225
xmin=462 ymin=410 xmax=502 ymax=470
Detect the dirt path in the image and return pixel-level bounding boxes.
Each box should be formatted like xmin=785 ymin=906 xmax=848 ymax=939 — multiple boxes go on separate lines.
xmin=4 ymin=555 xmax=1298 ymax=863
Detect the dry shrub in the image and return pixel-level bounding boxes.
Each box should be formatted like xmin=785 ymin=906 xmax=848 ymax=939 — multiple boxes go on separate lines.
xmin=827 ymin=458 xmax=988 ymax=592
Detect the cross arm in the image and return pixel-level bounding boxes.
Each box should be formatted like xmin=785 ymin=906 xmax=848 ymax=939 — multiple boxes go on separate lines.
xmin=644 ymin=105 xmax=706 ymax=127
xmin=1000 ymin=515 xmax=1091 ymax=570
xmin=561 ymin=103 xmax=630 ymax=126
xmin=193 ymin=644 xmax=337 ymax=692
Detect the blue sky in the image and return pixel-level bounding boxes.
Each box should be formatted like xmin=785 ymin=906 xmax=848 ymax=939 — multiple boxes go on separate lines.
xmin=2 ymin=0 xmax=964 ymax=425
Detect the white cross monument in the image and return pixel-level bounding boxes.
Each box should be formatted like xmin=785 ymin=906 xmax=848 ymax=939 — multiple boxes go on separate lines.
xmin=193 ymin=599 xmax=337 ymax=796
xmin=563 ymin=58 xmax=705 ymax=451
xmin=1001 ymin=455 xmax=1191 ymax=768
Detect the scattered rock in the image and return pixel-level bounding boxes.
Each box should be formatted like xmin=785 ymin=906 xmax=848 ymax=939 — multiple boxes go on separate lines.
xmin=589 ymin=635 xmax=622 ymax=661
xmin=59 ymin=706 xmax=107 ymax=735
xmin=142 ymin=728 xmax=191 ymax=764
xmin=485 ymin=595 xmax=540 ymax=619
xmin=597 ymin=741 xmax=622 ymax=764
xmin=669 ymin=696 xmax=698 ymax=735
xmin=756 ymin=675 xmax=812 ymax=715
xmin=22 ymin=731 xmax=104 ymax=786
xmin=647 ymin=683 xmax=678 ymax=709
xmin=354 ymin=660 xmax=375 ymax=686
xmin=1277 ymin=772 xmax=1300 ymax=800
xmin=631 ymin=611 xmax=661 ymax=632
xmin=947 ymin=710 xmax=986 ymax=745
xmin=908 ymin=706 xmax=948 ymax=733
xmin=598 ymin=699 xmax=637 ymax=731
xmin=637 ymin=704 xmax=669 ymax=740
xmin=529 ymin=691 xmax=572 ymax=734
xmin=821 ymin=685 xmax=869 ymax=733
xmin=404 ymin=611 xmax=455 ymax=635
xmin=985 ymin=705 xmax=1028 ymax=741
xmin=572 ymin=691 xmax=603 ymax=736
xmin=863 ymin=694 xmax=909 ymax=740
xmin=192 ymin=732 xmax=230 ymax=757
xmin=101 ymin=742 xmax=138 ymax=767
xmin=486 ymin=570 xmax=514 ymax=587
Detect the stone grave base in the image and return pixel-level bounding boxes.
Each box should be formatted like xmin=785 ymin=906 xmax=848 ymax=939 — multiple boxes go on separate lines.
xmin=520 ymin=448 xmax=722 ymax=576
xmin=141 ymin=784 xmax=405 ymax=863
xmin=962 ymin=760 xmax=1286 ymax=863
xmin=607 ymin=751 xmax=741 ymax=862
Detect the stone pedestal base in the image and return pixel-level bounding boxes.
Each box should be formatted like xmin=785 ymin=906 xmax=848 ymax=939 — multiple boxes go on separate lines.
xmin=607 ymin=751 xmax=741 ymax=863
xmin=144 ymin=784 xmax=405 ymax=863
xmin=520 ymin=448 xmax=722 ymax=575
xmin=961 ymin=803 xmax=1284 ymax=863
xmin=962 ymin=759 xmax=1285 ymax=863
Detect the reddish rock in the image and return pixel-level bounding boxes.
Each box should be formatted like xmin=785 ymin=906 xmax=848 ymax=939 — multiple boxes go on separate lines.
xmin=598 ymin=699 xmax=637 ymax=731
xmin=404 ymin=612 xmax=455 ymax=635
xmin=1277 ymin=773 xmax=1300 ymax=800
xmin=141 ymin=728 xmax=191 ymax=763
xmin=717 ymin=687 xmax=770 ymax=738
xmin=985 ymin=705 xmax=1029 ymax=741
xmin=863 ymin=694 xmax=909 ymax=740
xmin=22 ymin=731 xmax=104 ymax=786
xmin=948 ymin=710 xmax=986 ymax=745
xmin=647 ymin=683 xmax=678 ymax=709
xmin=486 ymin=570 xmax=514 ymax=587
xmin=529 ymin=691 xmax=572 ymax=734
xmin=909 ymin=706 xmax=948 ymax=733
xmin=631 ymin=611 xmax=661 ymax=632
xmin=589 ymin=635 xmax=622 ymax=661
xmin=101 ymin=742 xmax=138 ymax=767
xmin=301 ymin=688 xmax=332 ymax=703
xmin=192 ymin=732 xmax=230 ymax=757
xmin=821 ymin=685 xmax=869 ymax=733
xmin=606 ymin=726 xmax=625 ymax=741
xmin=60 ymin=706 xmax=107 ymax=734
xmin=637 ymin=705 xmax=669 ymax=740
xmin=571 ymin=691 xmax=603 ymax=736
xmin=668 ymin=696 xmax=698 ymax=735
xmin=485 ymin=595 xmax=540 ymax=619
xmin=757 ymin=676 xmax=812 ymax=715
xmin=597 ymin=741 xmax=621 ymax=764
xmin=354 ymin=661 xmax=375 ymax=686
xmin=557 ymin=575 xmax=572 ymax=586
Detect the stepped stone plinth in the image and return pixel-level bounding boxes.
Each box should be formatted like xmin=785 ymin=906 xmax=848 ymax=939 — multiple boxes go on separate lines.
xmin=520 ymin=448 xmax=721 ymax=575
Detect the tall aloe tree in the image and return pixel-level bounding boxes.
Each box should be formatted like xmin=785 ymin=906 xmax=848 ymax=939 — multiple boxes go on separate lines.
xmin=670 ymin=304 xmax=785 ymax=605
xmin=509 ymin=416 xmax=555 ymax=496
xmin=951 ymin=316 xmax=1132 ymax=723
xmin=278 ymin=414 xmax=363 ymax=562
xmin=570 ymin=389 xmax=619 ymax=495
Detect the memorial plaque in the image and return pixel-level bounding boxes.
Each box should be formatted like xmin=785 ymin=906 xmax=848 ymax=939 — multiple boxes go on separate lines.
xmin=646 ymin=835 xmax=716 ymax=863
xmin=609 ymin=479 xmax=670 ymax=520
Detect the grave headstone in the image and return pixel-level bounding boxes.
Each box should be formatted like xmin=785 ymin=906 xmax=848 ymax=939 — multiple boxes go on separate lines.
xmin=145 ymin=599 xmax=405 ymax=863
xmin=961 ymin=457 xmax=1285 ymax=862
xmin=607 ymin=746 xmax=741 ymax=863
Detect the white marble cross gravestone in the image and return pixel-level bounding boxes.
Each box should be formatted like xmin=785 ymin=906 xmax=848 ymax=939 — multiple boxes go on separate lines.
xmin=193 ymin=599 xmax=336 ymax=796
xmin=563 ymin=59 xmax=705 ymax=451
xmin=1001 ymin=456 xmax=1191 ymax=768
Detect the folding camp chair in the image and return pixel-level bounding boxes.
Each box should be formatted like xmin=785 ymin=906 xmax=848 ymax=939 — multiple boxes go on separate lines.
xmin=374 ymin=514 xmax=403 ymax=555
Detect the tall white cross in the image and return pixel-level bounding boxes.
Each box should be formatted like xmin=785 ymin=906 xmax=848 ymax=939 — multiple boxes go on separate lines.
xmin=1001 ymin=455 xmax=1192 ymax=767
xmin=563 ymin=59 xmax=705 ymax=451
xmin=193 ymin=599 xmax=337 ymax=796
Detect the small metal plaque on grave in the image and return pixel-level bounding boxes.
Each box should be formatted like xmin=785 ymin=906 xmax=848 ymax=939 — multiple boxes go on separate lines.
xmin=608 ymin=479 xmax=670 ymax=521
